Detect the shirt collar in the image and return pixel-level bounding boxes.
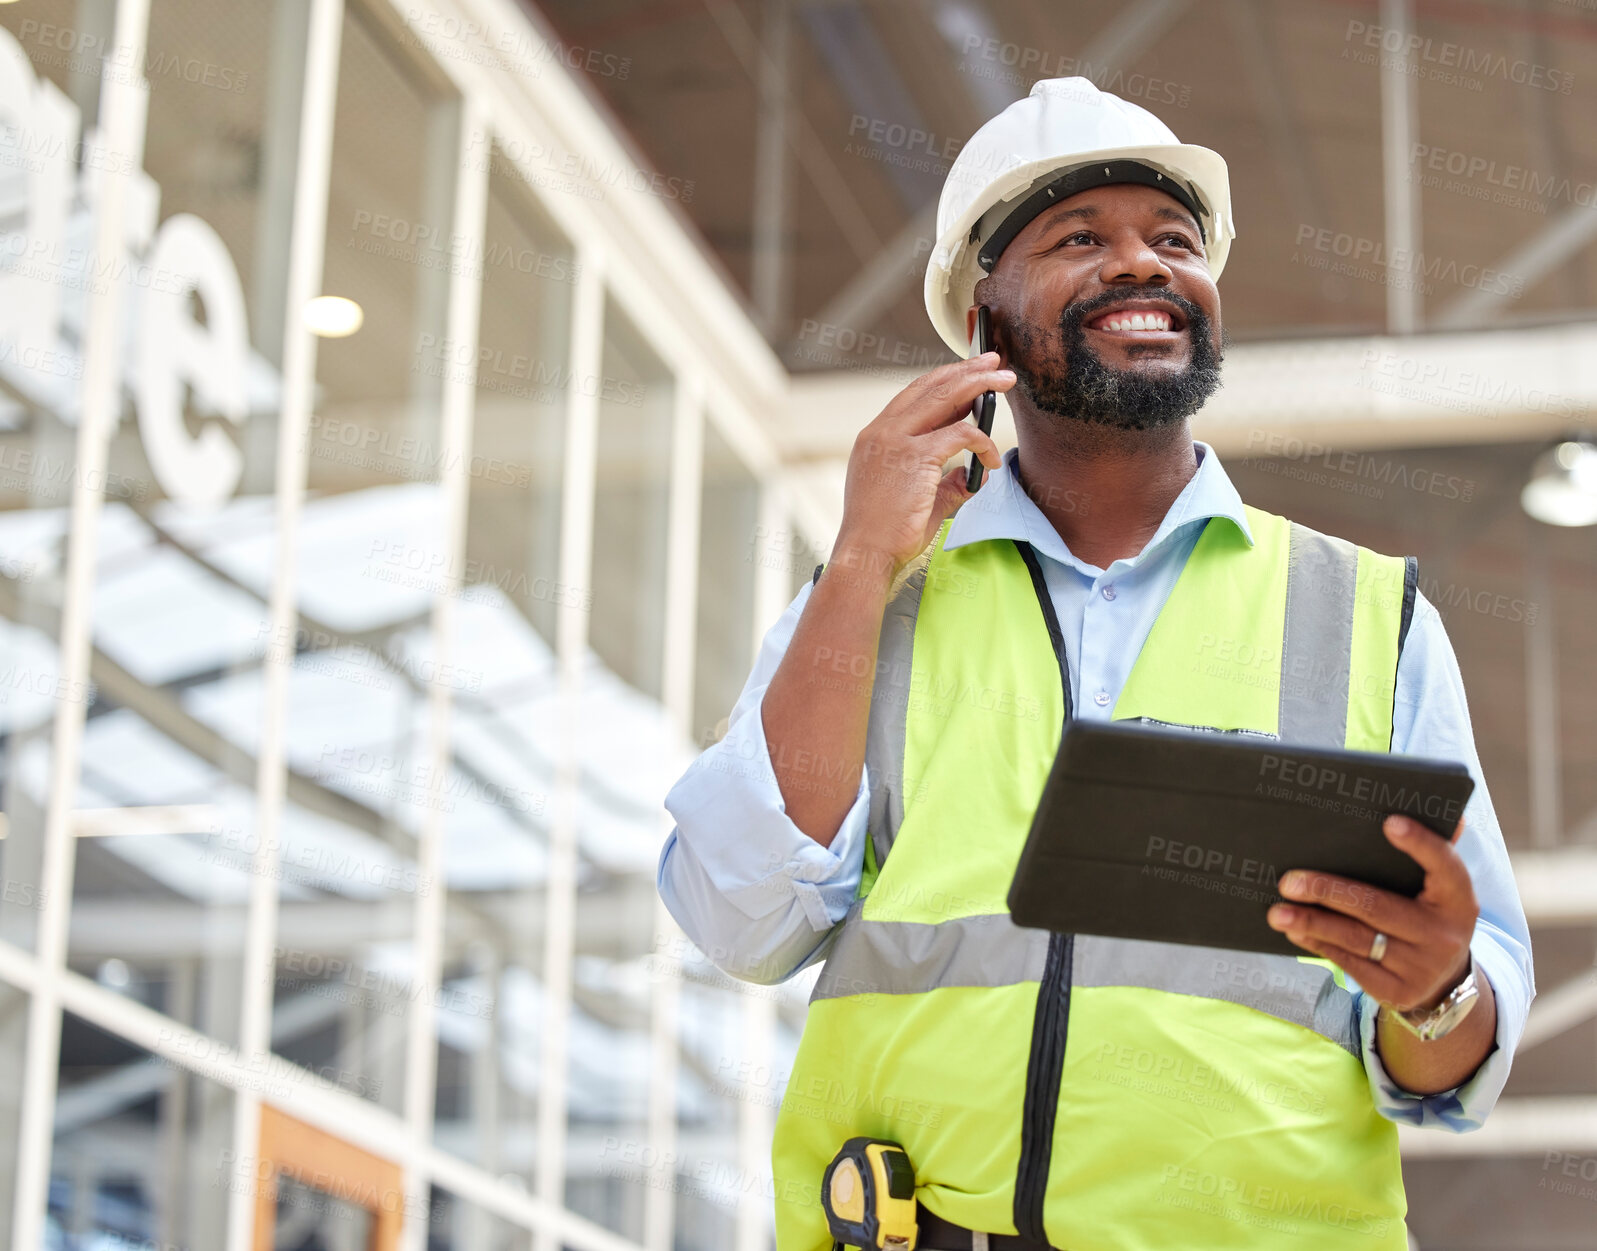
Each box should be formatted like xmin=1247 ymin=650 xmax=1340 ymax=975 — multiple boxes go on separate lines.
xmin=943 ymin=440 xmax=1252 ymax=574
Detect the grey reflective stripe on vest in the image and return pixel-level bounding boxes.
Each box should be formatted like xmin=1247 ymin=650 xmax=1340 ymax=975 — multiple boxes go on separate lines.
xmin=812 ymin=911 xmax=1359 ymax=1055
xmin=862 ymin=555 xmax=931 ymax=871
xmin=1279 ymin=523 xmax=1359 ymax=747
xmin=812 ymin=903 xmax=1049 ymax=1000
xmin=1072 ymin=936 xmax=1359 ymax=1056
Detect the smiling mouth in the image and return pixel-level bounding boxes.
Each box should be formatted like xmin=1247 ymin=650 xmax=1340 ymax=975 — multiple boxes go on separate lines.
xmin=1084 ymin=305 xmax=1186 ymax=335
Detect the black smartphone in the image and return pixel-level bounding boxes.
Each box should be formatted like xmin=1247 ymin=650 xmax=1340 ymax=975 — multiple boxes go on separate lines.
xmin=967 ymin=304 xmax=997 ymax=492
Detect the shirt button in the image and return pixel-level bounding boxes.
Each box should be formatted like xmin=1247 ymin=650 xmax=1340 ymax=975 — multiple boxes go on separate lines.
xmin=1101 ymin=586 xmax=1117 ymax=601
xmin=1093 ymin=691 xmax=1111 ymax=707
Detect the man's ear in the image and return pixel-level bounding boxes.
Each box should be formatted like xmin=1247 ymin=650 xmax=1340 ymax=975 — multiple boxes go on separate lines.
xmin=965 ymin=305 xmax=978 ymax=344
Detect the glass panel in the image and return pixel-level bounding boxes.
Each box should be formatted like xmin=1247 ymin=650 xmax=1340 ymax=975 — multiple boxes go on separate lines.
xmin=693 ymin=424 xmax=759 ymax=746
xmin=562 ymin=301 xmax=680 ymax=1241
xmin=0 ymin=980 xmax=28 ymax=1237
xmin=50 ymin=1014 xmax=233 ymax=1249
xmin=274 ymin=1174 xmax=375 ymax=1251
xmin=0 ymin=0 xmax=110 ymax=956
xmin=269 ymin=3 xmax=459 ymax=1116
xmin=426 ymin=1186 xmax=532 ymax=1251
xmin=431 ymin=149 xmax=573 ymax=1190
xmin=588 ymin=303 xmax=671 ymax=699
xmin=671 ymin=981 xmax=748 ymax=1251
xmin=0 ymin=0 xmax=300 ymax=1025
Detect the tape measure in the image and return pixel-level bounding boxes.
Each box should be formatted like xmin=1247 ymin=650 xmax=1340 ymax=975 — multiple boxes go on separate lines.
xmin=821 ymin=1137 xmax=918 ymax=1250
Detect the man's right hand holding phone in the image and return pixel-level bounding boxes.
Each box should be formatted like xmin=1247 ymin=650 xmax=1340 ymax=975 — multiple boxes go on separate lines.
xmin=833 ymin=351 xmax=1015 ymax=589
xmin=760 ymin=353 xmax=1014 ymax=848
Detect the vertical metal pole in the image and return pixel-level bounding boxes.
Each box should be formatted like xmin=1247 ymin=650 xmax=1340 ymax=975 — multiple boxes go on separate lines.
xmin=223 ymin=2 xmax=345 ymax=1250
xmin=1525 ymin=536 xmax=1562 ymax=848
xmin=750 ymin=0 xmax=790 ymax=339
xmin=399 ymin=92 xmax=491 ymax=1251
xmin=10 ymin=1 xmax=150 ymax=1247
xmin=1379 ymin=0 xmax=1421 ymax=334
xmin=645 ymin=372 xmax=705 ymax=1251
xmin=534 ymin=246 xmax=606 ymax=1251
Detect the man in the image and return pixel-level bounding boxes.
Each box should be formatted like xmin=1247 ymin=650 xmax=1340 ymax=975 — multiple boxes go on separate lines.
xmin=659 ymin=78 xmax=1532 ymax=1250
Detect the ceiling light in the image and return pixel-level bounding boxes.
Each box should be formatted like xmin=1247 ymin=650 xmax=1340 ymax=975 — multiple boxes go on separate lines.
xmin=303 ymin=295 xmax=364 ymax=338
xmin=1521 ymin=438 xmax=1597 ymax=527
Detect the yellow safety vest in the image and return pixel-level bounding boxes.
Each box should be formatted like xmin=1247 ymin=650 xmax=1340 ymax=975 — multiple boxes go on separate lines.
xmin=772 ymin=506 xmax=1418 ymax=1250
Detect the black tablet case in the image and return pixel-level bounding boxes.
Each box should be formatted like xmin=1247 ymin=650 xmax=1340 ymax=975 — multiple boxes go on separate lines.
xmin=1007 ymin=721 xmax=1475 ymax=956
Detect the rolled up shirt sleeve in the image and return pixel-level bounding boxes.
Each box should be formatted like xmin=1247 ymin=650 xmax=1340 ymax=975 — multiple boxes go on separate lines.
xmin=658 ymin=581 xmax=872 ymax=985
xmin=1356 ymin=592 xmax=1535 ymax=1131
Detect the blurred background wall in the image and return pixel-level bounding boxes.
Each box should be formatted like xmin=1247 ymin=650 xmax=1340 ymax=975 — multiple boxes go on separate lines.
xmin=0 ymin=1 xmax=1592 ymax=1249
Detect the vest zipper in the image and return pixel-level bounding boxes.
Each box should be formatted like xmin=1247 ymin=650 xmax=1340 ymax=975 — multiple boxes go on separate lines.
xmin=1011 ymin=541 xmax=1073 ymax=1246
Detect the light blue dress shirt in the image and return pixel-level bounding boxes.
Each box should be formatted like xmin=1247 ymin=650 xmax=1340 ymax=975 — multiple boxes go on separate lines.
xmin=659 ymin=443 xmax=1534 ymax=1132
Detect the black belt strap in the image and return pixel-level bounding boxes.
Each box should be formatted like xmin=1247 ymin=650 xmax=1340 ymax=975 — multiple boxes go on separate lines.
xmin=917 ymin=1210 xmax=1061 ymax=1251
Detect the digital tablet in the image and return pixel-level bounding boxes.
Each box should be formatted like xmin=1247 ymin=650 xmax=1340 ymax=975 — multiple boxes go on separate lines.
xmin=1006 ymin=721 xmax=1475 ymax=956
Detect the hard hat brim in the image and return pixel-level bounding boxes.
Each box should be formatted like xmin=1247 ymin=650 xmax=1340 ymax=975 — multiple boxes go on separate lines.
xmin=923 ymin=142 xmax=1233 ymax=357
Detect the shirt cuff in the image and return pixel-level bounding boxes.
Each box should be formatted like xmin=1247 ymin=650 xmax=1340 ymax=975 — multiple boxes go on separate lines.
xmin=1357 ymin=937 xmax=1522 ymax=1132
xmin=662 ymin=690 xmax=870 ymax=933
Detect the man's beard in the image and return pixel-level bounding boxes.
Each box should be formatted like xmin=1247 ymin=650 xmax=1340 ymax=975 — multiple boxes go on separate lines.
xmin=1008 ymin=287 xmax=1223 ymax=431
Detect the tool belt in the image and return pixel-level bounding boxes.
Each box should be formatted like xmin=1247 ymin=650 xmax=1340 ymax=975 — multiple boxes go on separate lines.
xmin=917 ymin=1210 xmax=1062 ymax=1251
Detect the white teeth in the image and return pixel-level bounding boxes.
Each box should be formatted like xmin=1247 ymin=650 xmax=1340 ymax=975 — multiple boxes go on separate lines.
xmin=1100 ymin=311 xmax=1171 ymax=331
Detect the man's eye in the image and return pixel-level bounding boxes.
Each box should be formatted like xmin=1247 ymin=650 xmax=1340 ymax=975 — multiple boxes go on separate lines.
xmin=1058 ymin=231 xmax=1095 ymax=247
xmin=1158 ymin=233 xmax=1195 ymax=250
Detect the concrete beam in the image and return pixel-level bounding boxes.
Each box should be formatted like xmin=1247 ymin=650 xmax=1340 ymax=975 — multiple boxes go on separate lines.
xmin=1400 ymin=1098 xmax=1597 ymax=1157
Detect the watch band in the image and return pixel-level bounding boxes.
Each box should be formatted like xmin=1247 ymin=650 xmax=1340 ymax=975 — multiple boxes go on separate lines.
xmin=1386 ymin=956 xmax=1481 ymax=1042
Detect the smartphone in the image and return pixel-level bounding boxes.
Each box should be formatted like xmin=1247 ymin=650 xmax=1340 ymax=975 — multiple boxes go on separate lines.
xmin=967 ymin=304 xmax=997 ymax=492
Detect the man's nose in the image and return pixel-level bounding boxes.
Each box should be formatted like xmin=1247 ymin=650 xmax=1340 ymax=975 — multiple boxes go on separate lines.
xmin=1100 ymin=238 xmax=1172 ymax=286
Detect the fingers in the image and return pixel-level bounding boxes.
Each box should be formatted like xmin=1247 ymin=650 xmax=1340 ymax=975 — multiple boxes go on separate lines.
xmin=887 ymin=354 xmax=1016 ymax=434
xmin=1276 ymin=870 xmax=1429 ymax=944
xmin=925 ymin=420 xmax=1003 ymax=473
xmin=1278 ymin=929 xmax=1409 ymax=1006
xmin=1384 ymin=815 xmax=1474 ymax=904
xmin=928 ymin=466 xmax=978 ymax=531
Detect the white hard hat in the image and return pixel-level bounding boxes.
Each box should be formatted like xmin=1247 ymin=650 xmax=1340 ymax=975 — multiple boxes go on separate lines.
xmin=923 ymin=76 xmax=1234 ymax=356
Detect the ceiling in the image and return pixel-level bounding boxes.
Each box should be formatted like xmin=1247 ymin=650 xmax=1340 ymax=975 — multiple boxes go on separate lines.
xmin=529 ymin=0 xmax=1597 ymax=370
